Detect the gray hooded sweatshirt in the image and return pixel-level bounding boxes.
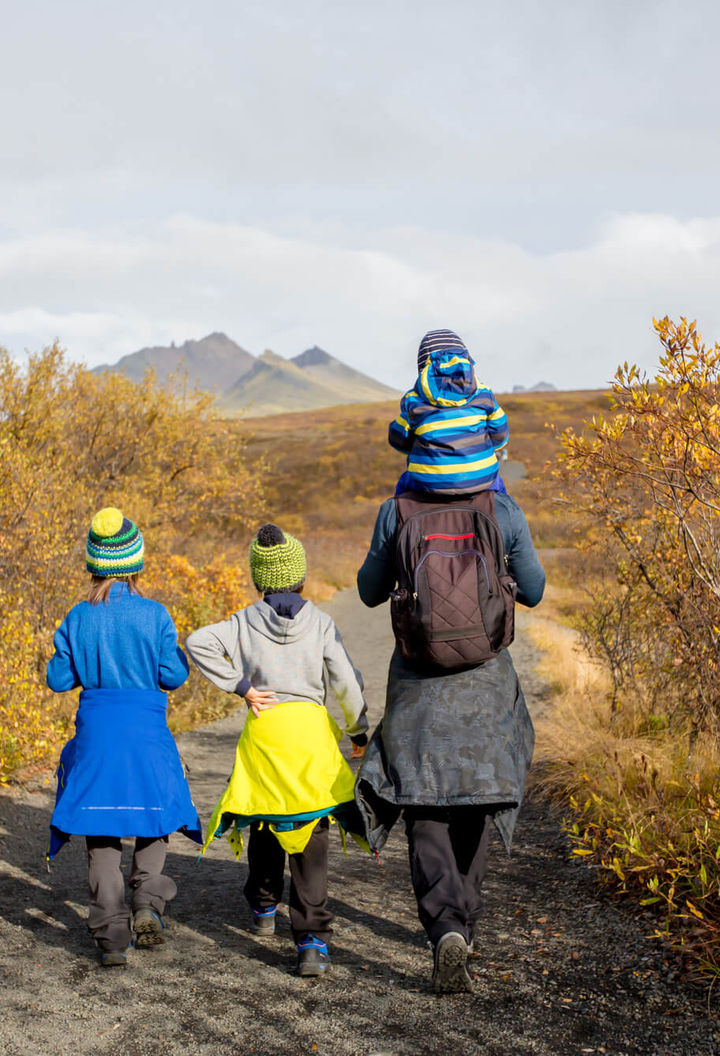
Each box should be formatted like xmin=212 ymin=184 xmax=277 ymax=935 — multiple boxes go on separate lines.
xmin=185 ymin=599 xmax=368 ymax=740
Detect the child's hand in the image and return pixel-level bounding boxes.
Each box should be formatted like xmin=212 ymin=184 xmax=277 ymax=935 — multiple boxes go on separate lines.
xmin=350 ymin=743 xmax=366 ymax=760
xmin=245 ymin=686 xmax=278 ymax=717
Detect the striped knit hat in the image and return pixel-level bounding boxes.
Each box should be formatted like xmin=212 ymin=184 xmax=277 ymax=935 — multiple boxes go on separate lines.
xmin=86 ymin=507 xmax=144 ymax=577
xmin=249 ymin=523 xmax=306 ymax=594
xmin=417 ymin=329 xmax=472 ymax=372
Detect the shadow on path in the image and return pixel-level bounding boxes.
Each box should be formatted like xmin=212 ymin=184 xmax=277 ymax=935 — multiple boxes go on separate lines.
xmin=0 ymin=587 xmax=717 ymax=1056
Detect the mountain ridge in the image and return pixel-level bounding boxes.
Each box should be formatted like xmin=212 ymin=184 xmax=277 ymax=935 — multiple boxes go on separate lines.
xmin=94 ymin=333 xmax=399 ymax=416
xmin=92 ymin=332 xmax=255 ymax=391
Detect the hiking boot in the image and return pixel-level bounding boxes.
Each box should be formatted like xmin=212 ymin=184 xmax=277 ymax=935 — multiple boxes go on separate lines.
xmin=100 ymin=948 xmax=129 ymax=968
xmin=133 ymin=907 xmax=165 ymax=948
xmin=250 ymin=905 xmax=278 ymax=935
xmin=295 ymin=935 xmax=331 ymax=977
xmin=432 ymin=932 xmax=472 ymax=994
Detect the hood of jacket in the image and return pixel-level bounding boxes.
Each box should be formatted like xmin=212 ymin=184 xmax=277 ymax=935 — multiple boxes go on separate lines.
xmin=414 ymin=348 xmax=478 ymax=407
xmin=245 ymin=597 xmax=320 ymax=645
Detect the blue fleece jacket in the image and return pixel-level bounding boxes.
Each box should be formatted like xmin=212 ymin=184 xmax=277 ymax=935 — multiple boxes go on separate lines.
xmin=47 ymin=582 xmax=188 ymax=693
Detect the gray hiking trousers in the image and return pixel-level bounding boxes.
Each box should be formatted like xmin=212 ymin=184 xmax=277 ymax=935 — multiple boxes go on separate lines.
xmin=85 ymin=835 xmax=177 ymax=951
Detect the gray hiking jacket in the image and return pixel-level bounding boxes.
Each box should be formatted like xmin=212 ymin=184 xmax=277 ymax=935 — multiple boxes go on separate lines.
xmin=185 ymin=599 xmax=369 ymax=740
xmin=355 ymin=493 xmax=544 ymax=853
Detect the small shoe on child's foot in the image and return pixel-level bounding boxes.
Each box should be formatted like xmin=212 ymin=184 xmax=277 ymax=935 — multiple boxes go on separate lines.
xmin=432 ymin=932 xmax=472 ymax=994
xmin=250 ymin=905 xmax=278 ymax=934
xmin=295 ymin=934 xmax=331 ymax=977
xmin=133 ymin=907 xmax=165 ymax=947
xmin=100 ymin=948 xmax=129 ymax=968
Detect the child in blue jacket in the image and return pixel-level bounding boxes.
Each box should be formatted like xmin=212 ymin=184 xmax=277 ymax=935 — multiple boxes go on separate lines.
xmin=47 ymin=507 xmax=201 ymax=966
xmin=389 ymin=328 xmax=508 ymax=496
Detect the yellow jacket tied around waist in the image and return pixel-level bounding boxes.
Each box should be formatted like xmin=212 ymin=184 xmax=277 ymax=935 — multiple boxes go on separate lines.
xmin=185 ymin=597 xmax=370 ymax=858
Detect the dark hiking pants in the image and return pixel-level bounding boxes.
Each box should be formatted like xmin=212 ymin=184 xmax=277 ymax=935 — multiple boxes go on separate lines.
xmin=86 ymin=835 xmax=177 ymax=951
xmin=404 ymin=806 xmax=492 ymax=947
xmin=243 ymin=817 xmax=332 ymax=943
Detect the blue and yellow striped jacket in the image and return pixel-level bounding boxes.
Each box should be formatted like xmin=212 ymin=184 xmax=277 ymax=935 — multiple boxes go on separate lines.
xmin=388 ymin=349 xmax=508 ymax=495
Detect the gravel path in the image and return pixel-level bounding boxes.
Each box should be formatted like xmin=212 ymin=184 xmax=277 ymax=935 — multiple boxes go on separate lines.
xmin=0 ymin=592 xmax=717 ymax=1056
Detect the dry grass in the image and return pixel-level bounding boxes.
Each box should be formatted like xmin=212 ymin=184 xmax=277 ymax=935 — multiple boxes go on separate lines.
xmin=232 ymin=387 xmax=720 ymax=977
xmin=525 ymin=603 xmax=720 ymax=977
xmin=524 ymin=607 xmax=612 ymax=776
xmin=231 ymin=389 xmax=609 ymax=594
xmin=526 ymin=601 xmax=719 ymax=794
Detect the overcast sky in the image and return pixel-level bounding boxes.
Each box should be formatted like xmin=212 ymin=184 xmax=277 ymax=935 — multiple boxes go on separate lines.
xmin=2 ymin=0 xmax=720 ymax=391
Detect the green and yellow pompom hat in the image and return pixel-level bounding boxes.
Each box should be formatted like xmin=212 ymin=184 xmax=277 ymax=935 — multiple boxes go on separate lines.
xmin=86 ymin=507 xmax=145 ymax=577
xmin=249 ymin=523 xmax=306 ymax=594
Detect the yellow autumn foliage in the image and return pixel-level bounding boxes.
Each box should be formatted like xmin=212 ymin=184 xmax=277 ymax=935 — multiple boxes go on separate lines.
xmin=551 ymin=317 xmax=720 ymax=976
xmin=557 ymin=316 xmax=720 ymax=733
xmin=0 ymin=343 xmax=264 ymax=780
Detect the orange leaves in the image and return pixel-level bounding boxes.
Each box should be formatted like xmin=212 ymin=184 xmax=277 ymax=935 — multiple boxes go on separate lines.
xmin=0 ymin=344 xmax=265 ymax=780
xmin=555 ymin=317 xmax=720 ymax=733
xmin=144 ymin=553 xmax=252 ymax=642
xmin=553 ymin=318 xmax=720 ymax=974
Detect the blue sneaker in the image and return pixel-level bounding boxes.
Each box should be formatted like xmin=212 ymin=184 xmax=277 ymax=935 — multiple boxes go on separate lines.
xmin=250 ymin=905 xmax=278 ymax=934
xmin=295 ymin=934 xmax=331 ymax=977
xmin=100 ymin=947 xmax=129 ymax=968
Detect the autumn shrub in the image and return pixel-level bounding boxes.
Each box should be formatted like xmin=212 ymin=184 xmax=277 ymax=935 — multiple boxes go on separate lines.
xmin=0 ymin=344 xmax=263 ymax=780
xmin=546 ymin=317 xmax=720 ymax=975
xmin=557 ymin=317 xmax=720 ymax=734
xmin=566 ymin=767 xmax=720 ymax=977
xmin=143 ymin=553 xmax=255 ymax=731
xmin=527 ymin=610 xmax=720 ymax=978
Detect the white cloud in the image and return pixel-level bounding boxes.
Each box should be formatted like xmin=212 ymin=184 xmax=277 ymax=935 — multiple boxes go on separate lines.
xmin=2 ymin=211 xmax=720 ymax=390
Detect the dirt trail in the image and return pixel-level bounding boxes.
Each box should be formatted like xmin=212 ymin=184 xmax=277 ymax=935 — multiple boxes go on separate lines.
xmin=0 ymin=591 xmax=717 ymax=1056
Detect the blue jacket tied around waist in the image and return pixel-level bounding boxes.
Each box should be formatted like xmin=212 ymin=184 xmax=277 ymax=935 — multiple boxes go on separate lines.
xmin=50 ymin=688 xmax=201 ymax=857
xmin=47 ymin=584 xmax=201 ymax=858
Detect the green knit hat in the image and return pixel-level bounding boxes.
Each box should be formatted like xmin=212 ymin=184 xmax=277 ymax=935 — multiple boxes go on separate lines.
xmin=249 ymin=523 xmax=306 ymax=594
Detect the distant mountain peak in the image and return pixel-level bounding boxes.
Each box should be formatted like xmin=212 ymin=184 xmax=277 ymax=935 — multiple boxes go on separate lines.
xmin=95 ymin=333 xmax=398 ymax=417
xmin=221 ymin=343 xmax=398 ymax=417
xmin=512 ymin=380 xmax=557 ymax=393
xmin=292 ymin=346 xmax=331 ymax=368
xmin=92 ymin=331 xmax=255 ymax=391
xmin=201 ymin=330 xmax=231 ymax=342
xmin=258 ymin=349 xmax=287 ymax=365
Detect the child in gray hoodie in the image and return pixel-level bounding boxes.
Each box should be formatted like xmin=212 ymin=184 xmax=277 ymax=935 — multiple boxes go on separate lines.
xmin=185 ymin=523 xmax=368 ymax=977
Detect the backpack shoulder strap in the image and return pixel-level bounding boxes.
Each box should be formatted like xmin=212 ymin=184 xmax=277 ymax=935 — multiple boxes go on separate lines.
xmin=467 ymin=490 xmax=508 ymax=567
xmin=395 ymin=488 xmax=498 ymax=527
xmin=468 ymin=489 xmax=496 ymax=517
xmin=394 ymin=490 xmax=442 ymax=528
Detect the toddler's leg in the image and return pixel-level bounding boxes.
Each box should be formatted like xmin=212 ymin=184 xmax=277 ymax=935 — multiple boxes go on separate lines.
xmin=129 ymin=835 xmax=176 ymax=915
xmin=86 ymin=836 xmax=132 ymax=952
xmin=244 ymin=821 xmax=285 ymax=911
xmin=287 ymin=817 xmax=333 ymax=943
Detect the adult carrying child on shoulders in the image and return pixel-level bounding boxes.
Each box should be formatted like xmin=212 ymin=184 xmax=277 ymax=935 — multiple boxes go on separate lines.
xmin=356 ymin=326 xmax=545 ymax=995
